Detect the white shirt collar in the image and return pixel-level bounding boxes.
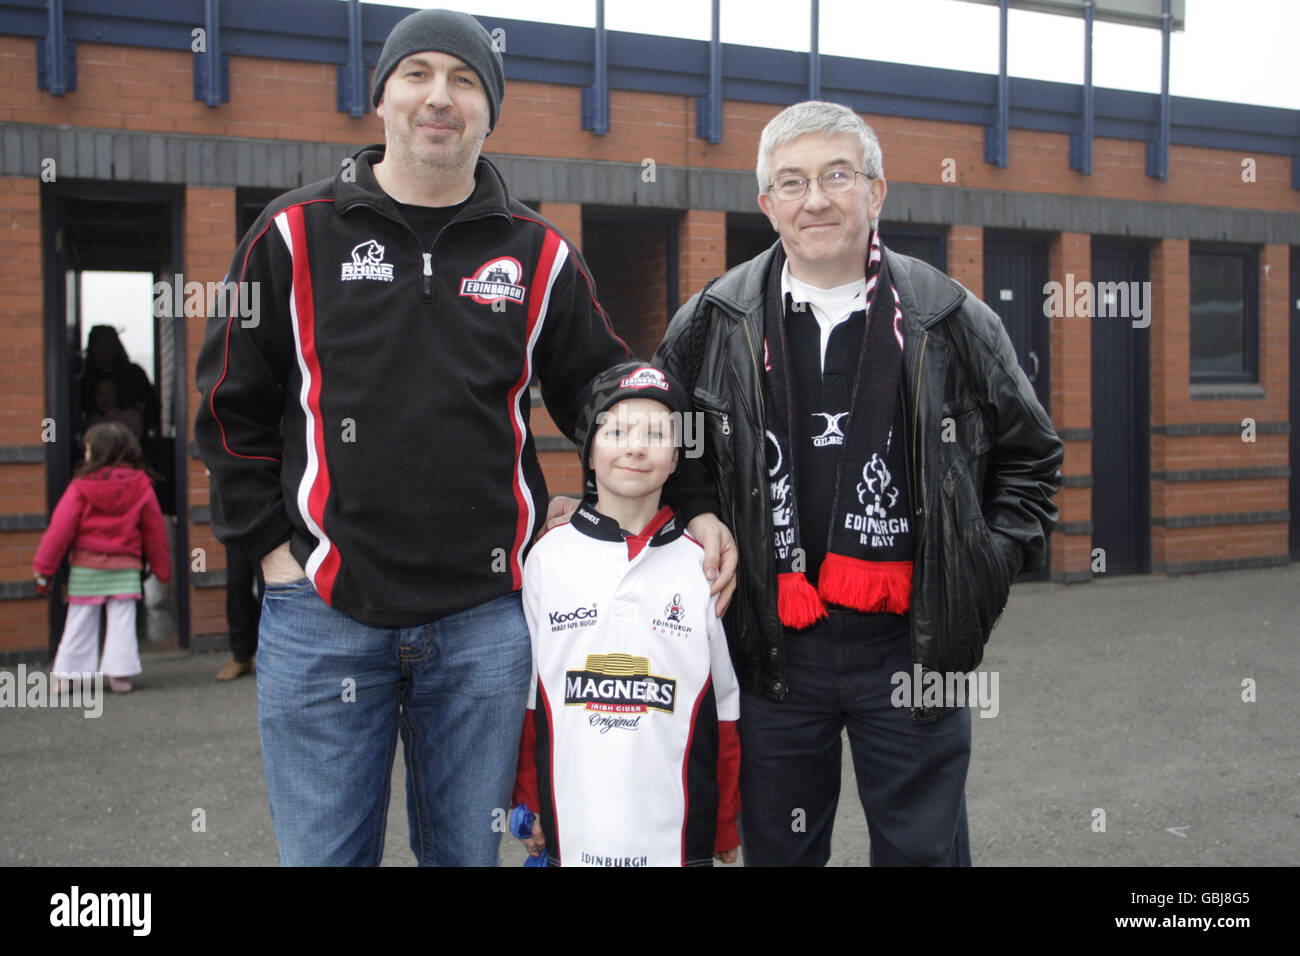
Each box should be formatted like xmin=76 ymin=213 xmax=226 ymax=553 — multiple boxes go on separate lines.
xmin=780 ymin=259 xmax=867 ymax=373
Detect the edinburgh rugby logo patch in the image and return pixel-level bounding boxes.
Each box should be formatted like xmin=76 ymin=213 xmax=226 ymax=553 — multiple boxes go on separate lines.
xmin=619 ymin=367 xmax=670 ymax=391
xmin=459 ymin=256 xmax=527 ymax=305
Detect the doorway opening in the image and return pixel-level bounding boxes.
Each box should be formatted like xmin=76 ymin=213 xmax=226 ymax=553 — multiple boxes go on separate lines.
xmin=41 ymin=182 xmax=189 ymax=653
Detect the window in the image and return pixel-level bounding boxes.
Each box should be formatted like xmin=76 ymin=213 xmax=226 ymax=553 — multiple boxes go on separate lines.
xmin=1189 ymin=244 xmax=1259 ymax=383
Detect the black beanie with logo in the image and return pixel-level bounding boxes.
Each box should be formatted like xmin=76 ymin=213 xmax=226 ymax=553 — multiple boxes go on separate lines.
xmin=371 ymin=8 xmax=505 ymax=131
xmin=574 ymin=361 xmax=692 ymax=496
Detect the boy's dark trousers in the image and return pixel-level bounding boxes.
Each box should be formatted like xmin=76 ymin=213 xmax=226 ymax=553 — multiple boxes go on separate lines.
xmin=225 ymin=545 xmax=262 ymax=663
xmin=737 ymin=611 xmax=972 ymax=866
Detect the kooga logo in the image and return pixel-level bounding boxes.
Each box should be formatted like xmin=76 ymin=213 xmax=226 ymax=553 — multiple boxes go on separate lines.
xmin=549 ymin=604 xmax=598 ymax=629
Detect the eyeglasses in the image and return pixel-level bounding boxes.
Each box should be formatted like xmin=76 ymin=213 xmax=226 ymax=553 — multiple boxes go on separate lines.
xmin=767 ymin=168 xmax=871 ymax=201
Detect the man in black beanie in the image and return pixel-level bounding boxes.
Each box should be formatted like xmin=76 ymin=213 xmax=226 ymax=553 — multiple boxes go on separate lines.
xmin=198 ymin=8 xmax=736 ymax=868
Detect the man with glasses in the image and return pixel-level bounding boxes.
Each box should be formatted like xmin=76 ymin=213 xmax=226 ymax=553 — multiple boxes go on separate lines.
xmin=655 ymin=101 xmax=1062 ymax=865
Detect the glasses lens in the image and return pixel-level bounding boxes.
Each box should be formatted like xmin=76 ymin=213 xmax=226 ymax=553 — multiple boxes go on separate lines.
xmin=822 ymin=170 xmax=854 ymax=193
xmin=774 ymin=177 xmax=807 ymax=200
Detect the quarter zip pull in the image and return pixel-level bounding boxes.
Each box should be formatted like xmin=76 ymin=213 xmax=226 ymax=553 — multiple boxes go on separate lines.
xmin=422 ymin=253 xmax=433 ymax=300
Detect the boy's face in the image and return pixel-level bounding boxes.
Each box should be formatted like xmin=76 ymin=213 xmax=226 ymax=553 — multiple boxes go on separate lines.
xmin=589 ymin=398 xmax=678 ymax=506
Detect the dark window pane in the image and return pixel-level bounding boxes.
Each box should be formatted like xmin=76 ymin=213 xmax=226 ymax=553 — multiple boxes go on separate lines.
xmin=1190 ymin=253 xmax=1245 ymax=375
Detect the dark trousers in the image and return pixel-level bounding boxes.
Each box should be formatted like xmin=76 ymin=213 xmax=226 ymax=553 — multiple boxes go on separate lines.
xmin=738 ymin=613 xmax=972 ymax=866
xmin=225 ymin=546 xmax=262 ymax=663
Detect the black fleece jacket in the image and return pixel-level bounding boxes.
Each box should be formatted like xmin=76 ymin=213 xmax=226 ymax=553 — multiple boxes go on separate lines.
xmin=195 ymin=145 xmax=629 ymax=626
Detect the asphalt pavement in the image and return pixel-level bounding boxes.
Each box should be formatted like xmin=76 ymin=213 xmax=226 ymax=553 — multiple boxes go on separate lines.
xmin=2 ymin=563 xmax=1297 ymax=867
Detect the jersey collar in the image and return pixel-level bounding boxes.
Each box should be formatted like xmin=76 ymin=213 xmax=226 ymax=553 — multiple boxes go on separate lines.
xmin=571 ymin=500 xmax=683 ymax=559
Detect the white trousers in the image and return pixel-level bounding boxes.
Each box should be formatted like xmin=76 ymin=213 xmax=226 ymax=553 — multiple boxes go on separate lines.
xmin=51 ymin=600 xmax=142 ymax=677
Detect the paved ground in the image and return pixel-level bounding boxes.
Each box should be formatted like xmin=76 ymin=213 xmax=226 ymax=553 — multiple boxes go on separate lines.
xmin=2 ymin=563 xmax=1297 ymax=867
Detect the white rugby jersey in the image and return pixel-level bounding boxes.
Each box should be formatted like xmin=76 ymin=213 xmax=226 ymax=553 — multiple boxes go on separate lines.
xmin=513 ymin=501 xmax=741 ymax=867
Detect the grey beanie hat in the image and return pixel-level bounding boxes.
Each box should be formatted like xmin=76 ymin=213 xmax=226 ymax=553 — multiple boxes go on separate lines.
xmin=370 ymin=9 xmax=505 ymax=131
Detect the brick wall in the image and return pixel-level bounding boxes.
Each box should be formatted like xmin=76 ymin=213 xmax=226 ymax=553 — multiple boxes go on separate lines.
xmin=948 ymin=225 xmax=983 ymax=300
xmin=184 ymin=185 xmax=236 ymax=637
xmin=2 ymin=33 xmax=1297 ymax=653
xmin=1048 ymin=233 xmax=1092 ymax=579
xmin=1148 ymin=240 xmax=1290 ymax=571
xmin=0 ymin=173 xmax=43 ymax=653
xmin=679 ymin=210 xmax=726 ymax=310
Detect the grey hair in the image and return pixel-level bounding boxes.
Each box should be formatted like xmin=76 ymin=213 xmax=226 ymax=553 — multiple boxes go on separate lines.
xmin=755 ymin=100 xmax=884 ymax=195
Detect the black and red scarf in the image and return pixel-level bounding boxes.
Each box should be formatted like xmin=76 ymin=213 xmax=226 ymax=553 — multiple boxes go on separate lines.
xmin=764 ymin=232 xmax=914 ymax=629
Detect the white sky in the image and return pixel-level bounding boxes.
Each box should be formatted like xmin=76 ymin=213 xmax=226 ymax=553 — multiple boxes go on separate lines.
xmin=359 ymin=0 xmax=1300 ymax=110
xmin=81 ymin=272 xmax=155 ymax=383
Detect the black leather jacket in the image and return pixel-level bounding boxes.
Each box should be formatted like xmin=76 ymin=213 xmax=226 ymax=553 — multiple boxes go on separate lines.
xmin=655 ymin=242 xmax=1063 ymax=714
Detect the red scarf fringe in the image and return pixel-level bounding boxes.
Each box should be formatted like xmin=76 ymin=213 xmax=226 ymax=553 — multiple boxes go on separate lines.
xmin=778 ymin=572 xmax=827 ymax=629
xmin=818 ymin=553 xmax=912 ymax=615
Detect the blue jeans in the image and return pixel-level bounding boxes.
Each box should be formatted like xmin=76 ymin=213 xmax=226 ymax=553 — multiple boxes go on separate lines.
xmin=256 ymin=581 xmax=531 ymax=866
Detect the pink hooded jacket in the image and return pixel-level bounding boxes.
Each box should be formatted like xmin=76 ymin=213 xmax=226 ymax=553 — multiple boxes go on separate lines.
xmin=33 ymin=467 xmax=171 ymax=581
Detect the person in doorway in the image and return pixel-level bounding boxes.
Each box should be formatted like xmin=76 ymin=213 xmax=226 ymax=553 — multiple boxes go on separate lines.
xmin=80 ymin=325 xmax=158 ymax=437
xmin=85 ymin=377 xmax=145 ymax=440
xmin=215 ymin=543 xmax=260 ymax=681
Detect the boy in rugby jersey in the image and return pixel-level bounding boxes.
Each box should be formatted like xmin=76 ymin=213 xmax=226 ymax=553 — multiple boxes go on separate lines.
xmin=511 ymin=361 xmax=741 ymax=867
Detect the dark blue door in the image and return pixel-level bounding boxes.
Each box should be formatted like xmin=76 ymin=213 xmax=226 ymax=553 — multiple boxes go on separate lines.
xmin=1091 ymin=240 xmax=1151 ymax=574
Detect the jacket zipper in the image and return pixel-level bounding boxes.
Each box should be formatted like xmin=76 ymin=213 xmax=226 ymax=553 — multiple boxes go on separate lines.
xmin=908 ymin=329 xmax=928 ymax=723
xmin=911 ymin=331 xmax=928 ymax=514
xmin=347 ymin=200 xmax=510 ymax=306
xmin=739 ymin=313 xmax=766 ymax=424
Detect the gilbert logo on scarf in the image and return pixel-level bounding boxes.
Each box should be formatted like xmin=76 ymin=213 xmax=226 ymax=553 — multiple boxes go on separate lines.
xmin=618 ymin=367 xmax=670 ymax=391
xmin=459 ymin=256 xmax=527 ymax=304
xmin=811 ymin=411 xmax=849 ymax=447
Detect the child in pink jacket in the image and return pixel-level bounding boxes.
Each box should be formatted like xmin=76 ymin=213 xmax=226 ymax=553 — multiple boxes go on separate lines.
xmin=34 ymin=422 xmax=171 ymax=693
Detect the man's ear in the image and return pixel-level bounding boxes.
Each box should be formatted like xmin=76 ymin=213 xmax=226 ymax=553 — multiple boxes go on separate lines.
xmin=869 ymin=176 xmax=887 ymax=223
xmin=757 ymin=191 xmax=779 ymax=232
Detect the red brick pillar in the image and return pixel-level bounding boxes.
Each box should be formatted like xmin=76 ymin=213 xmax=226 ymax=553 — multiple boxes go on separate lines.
xmin=1148 ymin=238 xmax=1190 ymax=572
xmin=1261 ymin=244 xmax=1290 ymax=399
xmin=0 ymin=176 xmax=46 ymax=654
xmin=1047 ymin=232 xmax=1091 ymax=581
xmin=537 ymin=202 xmax=583 ymax=255
xmin=948 ymin=225 xmax=983 ymax=300
xmin=679 ymin=210 xmax=726 ymax=307
xmin=185 ymin=186 xmax=237 ymax=639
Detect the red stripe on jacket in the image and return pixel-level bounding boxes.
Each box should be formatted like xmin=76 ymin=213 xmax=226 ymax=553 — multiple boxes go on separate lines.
xmin=284 ymin=204 xmax=341 ymax=603
xmin=208 ymin=198 xmax=333 ymax=464
xmin=505 ymin=228 xmax=563 ymax=589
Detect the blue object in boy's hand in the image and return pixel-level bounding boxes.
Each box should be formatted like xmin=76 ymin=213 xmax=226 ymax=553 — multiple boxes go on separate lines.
xmin=510 ymin=804 xmax=549 ymax=867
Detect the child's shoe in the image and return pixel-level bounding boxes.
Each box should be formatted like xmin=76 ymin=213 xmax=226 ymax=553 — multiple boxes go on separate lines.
xmin=107 ymin=676 xmax=132 ymax=694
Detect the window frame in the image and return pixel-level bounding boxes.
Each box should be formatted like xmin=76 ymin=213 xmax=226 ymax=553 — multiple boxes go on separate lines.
xmin=1188 ymin=242 xmax=1260 ymax=385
